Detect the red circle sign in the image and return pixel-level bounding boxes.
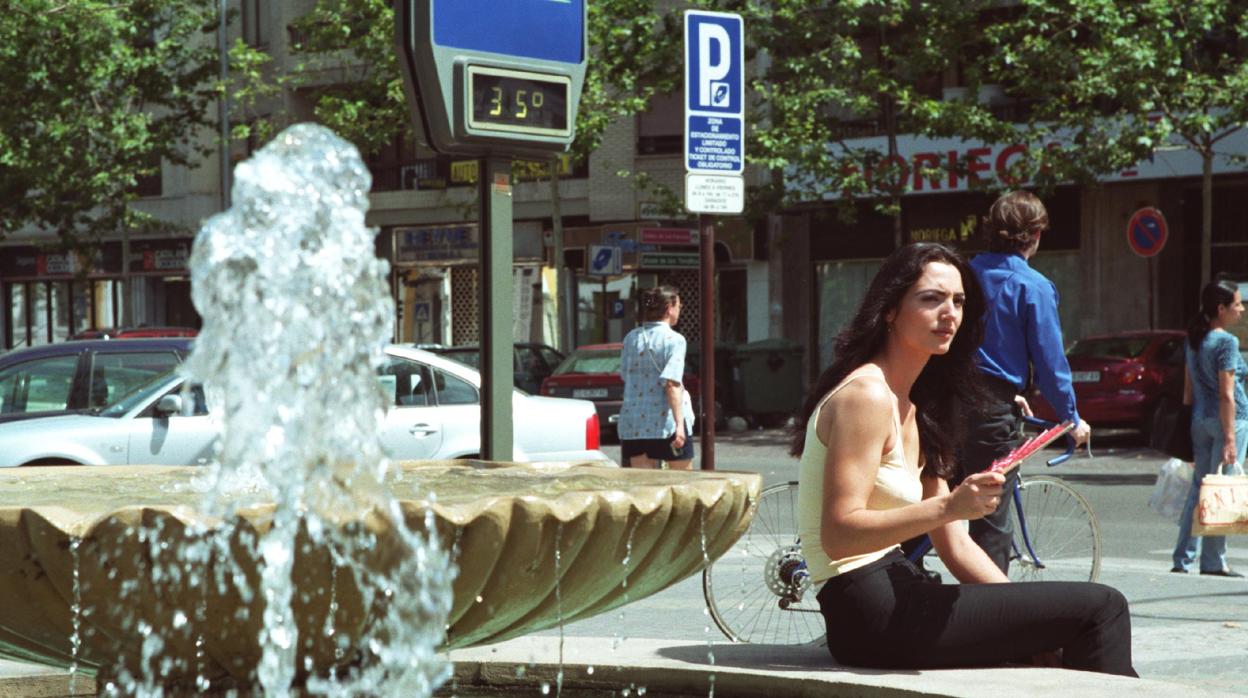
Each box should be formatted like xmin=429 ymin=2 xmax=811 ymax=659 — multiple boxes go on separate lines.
xmin=1126 ymin=207 xmax=1168 ymax=258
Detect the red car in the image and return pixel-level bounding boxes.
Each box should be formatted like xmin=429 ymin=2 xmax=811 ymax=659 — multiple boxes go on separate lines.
xmin=69 ymin=326 xmax=199 ymax=340
xmin=1029 ymin=330 xmax=1186 ymax=432
xmin=539 ymin=342 xmax=701 ymax=436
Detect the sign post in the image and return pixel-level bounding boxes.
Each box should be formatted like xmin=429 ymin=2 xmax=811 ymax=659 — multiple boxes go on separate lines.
xmin=396 ymin=1 xmax=587 ymax=461
xmin=685 ymin=10 xmax=744 ymax=471
xmin=1126 ymin=207 xmax=1168 ymax=330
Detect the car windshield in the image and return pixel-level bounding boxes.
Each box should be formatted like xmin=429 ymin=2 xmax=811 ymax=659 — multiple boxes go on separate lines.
xmin=97 ymin=370 xmax=180 ymax=418
xmin=1067 ymin=337 xmax=1152 ymax=359
xmin=554 ymin=350 xmax=621 ymax=375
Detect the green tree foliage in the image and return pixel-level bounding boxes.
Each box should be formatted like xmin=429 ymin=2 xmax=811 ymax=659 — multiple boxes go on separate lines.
xmin=717 ymin=0 xmax=1007 ymax=222
xmin=0 ymin=0 xmax=224 ymax=247
xmin=987 ymin=0 xmax=1248 ymax=282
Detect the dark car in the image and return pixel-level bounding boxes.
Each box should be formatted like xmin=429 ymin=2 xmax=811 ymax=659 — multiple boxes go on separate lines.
xmin=428 ymin=342 xmax=565 ymax=394
xmin=69 ymin=326 xmax=199 ymax=340
xmin=0 ymin=338 xmax=193 ymax=424
xmin=1029 ymin=330 xmax=1186 ymax=433
xmin=539 ymin=342 xmax=701 ymax=436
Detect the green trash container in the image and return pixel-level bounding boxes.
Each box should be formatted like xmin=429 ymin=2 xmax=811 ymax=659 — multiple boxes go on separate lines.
xmin=730 ymin=338 xmax=804 ymax=424
xmin=685 ymin=342 xmax=738 ymax=416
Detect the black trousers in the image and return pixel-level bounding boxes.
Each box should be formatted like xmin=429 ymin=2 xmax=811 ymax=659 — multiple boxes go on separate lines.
xmin=957 ymin=376 xmax=1023 ymax=572
xmin=816 ymin=551 xmax=1137 ymax=676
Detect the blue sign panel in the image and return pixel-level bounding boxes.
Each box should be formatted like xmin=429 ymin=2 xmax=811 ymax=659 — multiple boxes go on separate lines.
xmin=685 ymin=11 xmax=744 ymax=175
xmin=686 ymin=115 xmax=742 ymax=172
xmin=434 ymin=0 xmax=584 ymax=64
xmin=685 ymin=12 xmax=743 ymax=116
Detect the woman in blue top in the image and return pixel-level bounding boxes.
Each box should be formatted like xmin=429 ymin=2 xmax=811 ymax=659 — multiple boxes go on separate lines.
xmin=618 ymin=285 xmax=694 ymax=468
xmin=1172 ymin=279 xmax=1247 ymax=576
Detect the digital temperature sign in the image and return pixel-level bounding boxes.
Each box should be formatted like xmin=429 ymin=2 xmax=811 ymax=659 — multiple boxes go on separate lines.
xmin=396 ymin=0 xmax=586 ymax=156
xmin=468 ymin=67 xmax=570 ymax=137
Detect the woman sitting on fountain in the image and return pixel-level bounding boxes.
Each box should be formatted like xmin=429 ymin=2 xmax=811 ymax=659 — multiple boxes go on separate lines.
xmin=794 ymin=242 xmax=1136 ymax=676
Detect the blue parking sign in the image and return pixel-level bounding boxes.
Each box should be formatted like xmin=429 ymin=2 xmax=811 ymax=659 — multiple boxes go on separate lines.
xmin=685 ymin=11 xmax=743 ymax=175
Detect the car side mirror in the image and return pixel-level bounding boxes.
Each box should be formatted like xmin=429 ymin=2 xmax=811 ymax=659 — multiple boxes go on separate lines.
xmin=154 ymin=394 xmax=183 ymax=417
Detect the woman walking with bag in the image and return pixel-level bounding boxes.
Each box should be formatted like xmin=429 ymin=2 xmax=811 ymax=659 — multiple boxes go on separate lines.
xmin=618 ymin=285 xmax=694 ymax=469
xmin=1172 ymin=279 xmax=1247 ymax=576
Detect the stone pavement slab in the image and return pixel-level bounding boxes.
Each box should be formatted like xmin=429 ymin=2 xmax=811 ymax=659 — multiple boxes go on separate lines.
xmin=0 ymin=658 xmax=92 ymax=697
xmin=449 ymin=636 xmax=1232 ymax=697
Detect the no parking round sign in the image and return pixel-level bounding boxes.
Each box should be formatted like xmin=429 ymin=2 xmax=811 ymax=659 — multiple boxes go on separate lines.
xmin=1126 ymin=207 xmax=1168 ymax=258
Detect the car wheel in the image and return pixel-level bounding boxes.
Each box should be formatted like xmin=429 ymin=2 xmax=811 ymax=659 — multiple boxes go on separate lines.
xmin=1148 ymin=397 xmax=1178 ymax=448
xmin=21 ymin=459 xmax=81 ymax=466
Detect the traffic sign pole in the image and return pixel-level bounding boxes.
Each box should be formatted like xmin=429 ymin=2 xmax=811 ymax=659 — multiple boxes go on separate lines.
xmin=480 ymin=157 xmax=514 ymax=461
xmin=699 ymin=213 xmax=716 ymax=471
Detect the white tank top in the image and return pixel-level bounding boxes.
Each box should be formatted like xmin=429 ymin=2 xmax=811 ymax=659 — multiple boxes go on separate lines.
xmin=797 ymin=366 xmax=923 ymax=584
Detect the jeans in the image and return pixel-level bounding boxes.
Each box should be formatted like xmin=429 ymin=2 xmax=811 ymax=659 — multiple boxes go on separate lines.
xmin=1172 ymin=417 xmax=1248 ymax=572
xmin=816 ymin=551 xmax=1137 ymax=676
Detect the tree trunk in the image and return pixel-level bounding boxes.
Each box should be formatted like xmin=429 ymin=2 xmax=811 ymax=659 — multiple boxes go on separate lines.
xmin=1201 ymin=149 xmax=1212 ymax=285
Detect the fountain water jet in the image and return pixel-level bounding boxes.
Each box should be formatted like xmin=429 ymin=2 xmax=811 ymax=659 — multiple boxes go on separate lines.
xmin=0 ymin=124 xmax=760 ymax=695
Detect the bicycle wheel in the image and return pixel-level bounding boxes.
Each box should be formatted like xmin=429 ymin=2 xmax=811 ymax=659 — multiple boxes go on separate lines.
xmin=1009 ymin=475 xmax=1102 ymax=583
xmin=702 ymin=481 xmax=824 ymax=644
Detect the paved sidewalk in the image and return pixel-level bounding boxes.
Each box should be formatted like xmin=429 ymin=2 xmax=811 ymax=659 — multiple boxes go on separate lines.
xmin=449 ymin=635 xmax=1232 ymax=697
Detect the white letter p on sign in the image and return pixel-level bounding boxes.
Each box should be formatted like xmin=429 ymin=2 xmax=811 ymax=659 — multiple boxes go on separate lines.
xmin=698 ymin=23 xmax=731 ymax=108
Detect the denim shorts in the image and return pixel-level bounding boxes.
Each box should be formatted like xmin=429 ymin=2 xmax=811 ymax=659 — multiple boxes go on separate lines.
xmin=621 ymin=433 xmax=695 ymax=463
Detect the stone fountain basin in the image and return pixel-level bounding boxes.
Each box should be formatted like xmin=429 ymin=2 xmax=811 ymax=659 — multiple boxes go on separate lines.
xmin=0 ymin=462 xmax=760 ymax=684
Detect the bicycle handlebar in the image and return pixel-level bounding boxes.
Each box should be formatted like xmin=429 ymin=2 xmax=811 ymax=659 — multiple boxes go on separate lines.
xmin=1020 ymin=415 xmax=1076 ymax=467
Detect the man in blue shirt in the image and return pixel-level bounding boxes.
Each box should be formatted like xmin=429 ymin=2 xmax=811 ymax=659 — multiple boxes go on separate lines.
xmin=963 ymin=190 xmax=1091 ymax=573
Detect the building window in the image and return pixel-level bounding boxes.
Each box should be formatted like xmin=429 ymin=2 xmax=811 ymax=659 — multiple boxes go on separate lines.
xmin=242 ymin=0 xmax=266 ymax=48
xmin=637 ymin=91 xmax=683 ymax=156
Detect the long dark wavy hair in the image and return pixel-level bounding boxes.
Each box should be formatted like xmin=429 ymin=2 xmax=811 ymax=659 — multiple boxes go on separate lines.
xmin=1188 ymin=279 xmax=1239 ymax=350
xmin=789 ymin=243 xmax=988 ymax=480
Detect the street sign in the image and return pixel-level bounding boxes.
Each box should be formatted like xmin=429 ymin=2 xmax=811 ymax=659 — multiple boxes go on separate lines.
xmin=588 ymin=245 xmax=622 ymax=275
xmin=413 ymin=302 xmax=432 ymax=323
xmin=684 ymin=11 xmax=744 ymax=175
xmin=640 ymin=228 xmax=700 ymax=245
xmin=1127 ymin=207 xmax=1168 ymax=258
xmin=640 ymin=252 xmax=700 ymax=270
xmin=685 ymin=173 xmax=744 ymax=214
xmin=395 ymin=0 xmax=587 ymax=156
xmin=609 ymin=299 xmax=626 ymax=319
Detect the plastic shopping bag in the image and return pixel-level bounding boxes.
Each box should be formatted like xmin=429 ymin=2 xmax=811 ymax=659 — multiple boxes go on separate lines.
xmin=1149 ymin=457 xmax=1193 ymax=522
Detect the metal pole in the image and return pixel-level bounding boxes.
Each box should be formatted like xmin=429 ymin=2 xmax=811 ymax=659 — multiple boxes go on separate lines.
xmin=218 ymin=0 xmax=230 ymax=210
xmin=479 ymin=157 xmax=514 ymax=461
xmin=699 ymin=214 xmax=716 ymax=471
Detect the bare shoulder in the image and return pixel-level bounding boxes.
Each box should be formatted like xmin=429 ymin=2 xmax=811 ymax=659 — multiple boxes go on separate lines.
xmin=815 ymin=374 xmax=894 ymax=445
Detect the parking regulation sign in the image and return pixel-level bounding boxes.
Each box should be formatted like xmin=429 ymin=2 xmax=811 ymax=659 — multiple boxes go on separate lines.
xmin=684 ymin=11 xmax=744 ymax=175
xmin=1126 ymin=207 xmax=1168 ymax=258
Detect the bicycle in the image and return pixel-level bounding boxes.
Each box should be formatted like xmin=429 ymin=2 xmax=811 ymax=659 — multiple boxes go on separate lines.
xmin=701 ymin=417 xmax=1102 ymax=645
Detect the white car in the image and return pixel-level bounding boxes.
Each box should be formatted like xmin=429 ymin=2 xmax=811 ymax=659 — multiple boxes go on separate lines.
xmin=0 ymin=346 xmax=613 ymax=467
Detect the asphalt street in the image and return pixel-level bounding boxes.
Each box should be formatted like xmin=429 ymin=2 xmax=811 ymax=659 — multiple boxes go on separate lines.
xmin=534 ymin=428 xmax=1248 ymax=695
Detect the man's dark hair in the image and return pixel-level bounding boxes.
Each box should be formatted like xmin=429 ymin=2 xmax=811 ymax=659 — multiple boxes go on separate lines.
xmin=982 ymin=190 xmax=1048 ymax=254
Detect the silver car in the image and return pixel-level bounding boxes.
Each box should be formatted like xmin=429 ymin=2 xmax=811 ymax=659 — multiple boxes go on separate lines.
xmin=0 ymin=346 xmax=613 ymax=467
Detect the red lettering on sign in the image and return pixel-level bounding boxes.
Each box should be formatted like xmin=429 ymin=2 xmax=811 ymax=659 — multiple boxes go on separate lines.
xmin=995 ymin=144 xmax=1027 ymax=187
xmin=966 ymin=147 xmax=991 ymax=182
xmin=947 ymin=151 xmax=959 ymax=189
xmin=912 ymin=152 xmax=941 ymax=191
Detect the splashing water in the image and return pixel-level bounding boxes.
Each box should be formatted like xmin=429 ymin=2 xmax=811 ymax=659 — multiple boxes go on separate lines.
xmin=168 ymin=123 xmax=453 ymax=695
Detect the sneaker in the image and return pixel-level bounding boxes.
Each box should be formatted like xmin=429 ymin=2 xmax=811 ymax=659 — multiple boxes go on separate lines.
xmin=1170 ymin=566 xmax=1188 ymax=574
xmin=1199 ymin=568 xmax=1245 ymax=578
